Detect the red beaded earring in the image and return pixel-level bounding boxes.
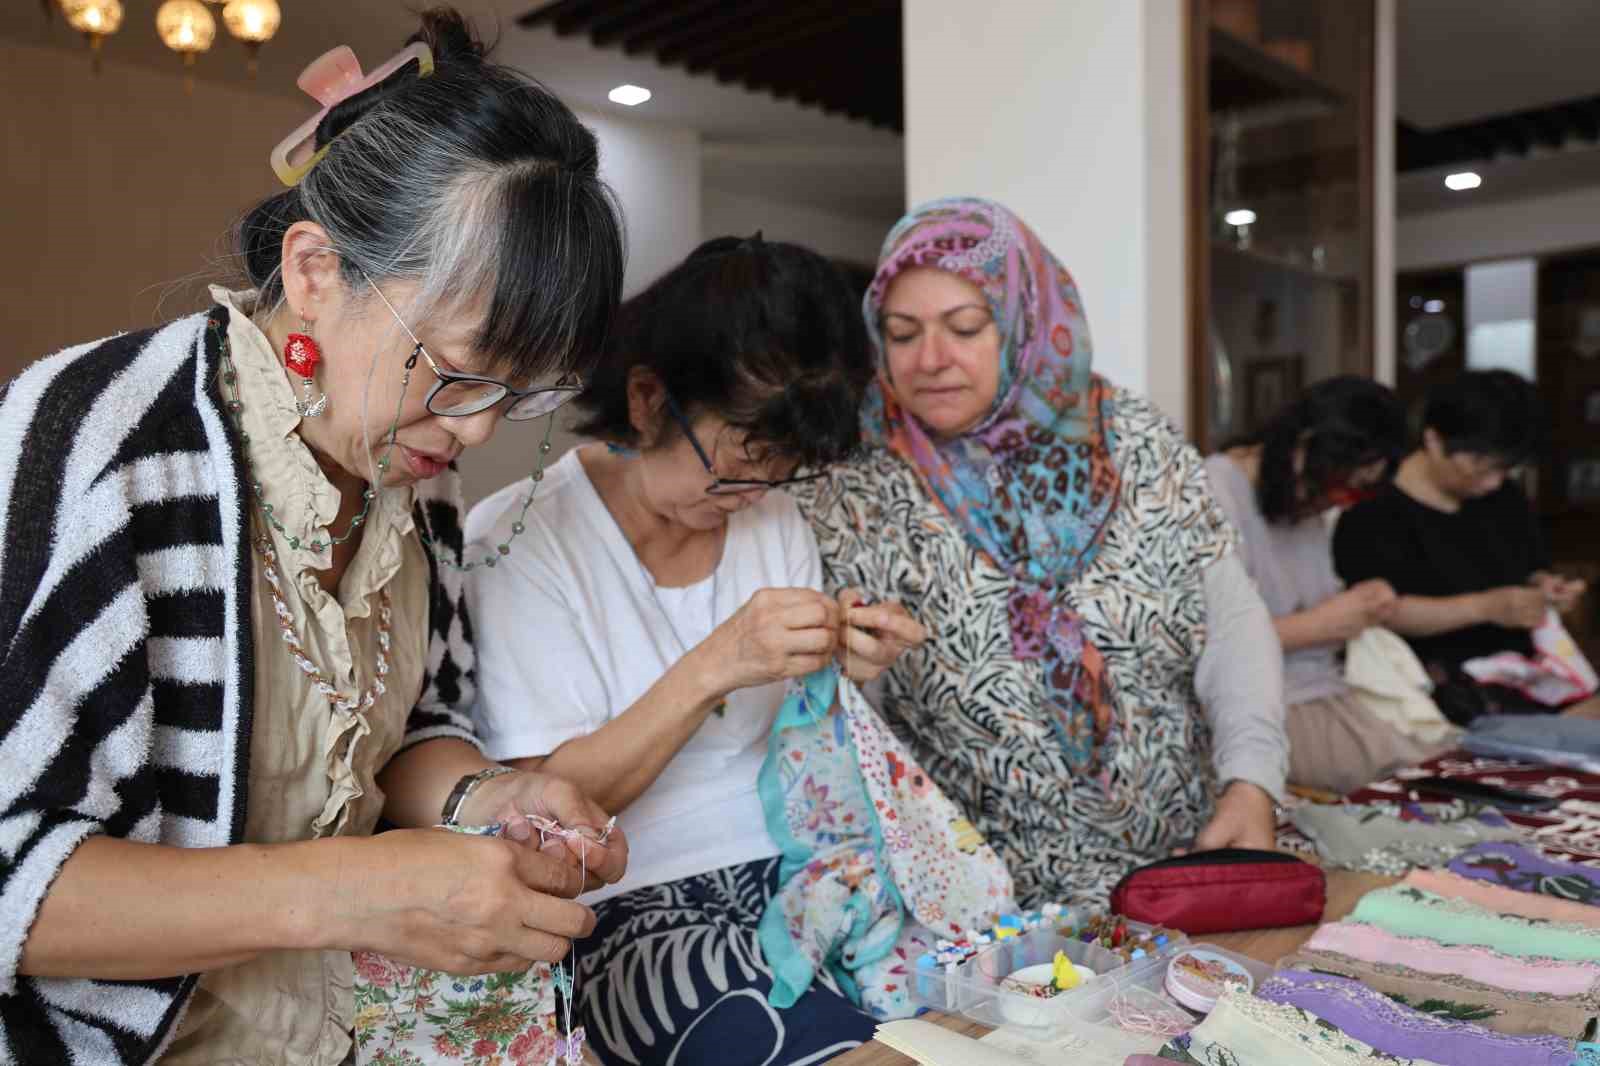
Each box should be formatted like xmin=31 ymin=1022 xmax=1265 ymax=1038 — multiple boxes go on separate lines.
xmin=283 ymin=318 xmax=327 ymax=418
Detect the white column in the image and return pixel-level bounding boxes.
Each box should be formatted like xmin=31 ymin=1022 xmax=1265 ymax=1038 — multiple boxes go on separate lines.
xmin=1373 ymin=0 xmax=1397 ymax=386
xmin=902 ymin=0 xmax=1189 ymax=428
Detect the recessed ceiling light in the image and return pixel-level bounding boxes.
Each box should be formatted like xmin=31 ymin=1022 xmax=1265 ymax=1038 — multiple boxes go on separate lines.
xmin=1223 ymin=208 xmax=1256 ymax=226
xmin=1445 ymin=171 xmax=1481 ymax=191
xmin=608 ymin=84 xmax=651 ymax=106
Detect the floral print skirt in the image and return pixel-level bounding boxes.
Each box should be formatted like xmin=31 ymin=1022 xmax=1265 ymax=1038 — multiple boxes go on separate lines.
xmin=351 ymin=951 xmax=572 ymax=1066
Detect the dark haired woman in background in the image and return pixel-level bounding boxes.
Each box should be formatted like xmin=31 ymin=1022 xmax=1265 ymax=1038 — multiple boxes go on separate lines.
xmin=1207 ymin=377 xmax=1458 ymax=793
xmin=0 ymin=11 xmax=628 ymax=1064
xmin=466 ymin=236 xmax=926 ymax=1066
xmin=1335 ymin=369 xmax=1595 ymax=719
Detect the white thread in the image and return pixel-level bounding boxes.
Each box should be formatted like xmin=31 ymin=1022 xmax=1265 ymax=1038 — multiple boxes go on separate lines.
xmin=530 ymin=813 xmax=617 ymax=1065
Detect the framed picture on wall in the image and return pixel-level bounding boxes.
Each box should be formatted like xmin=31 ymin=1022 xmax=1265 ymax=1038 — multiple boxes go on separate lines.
xmin=1245 ymin=354 xmax=1304 ymax=429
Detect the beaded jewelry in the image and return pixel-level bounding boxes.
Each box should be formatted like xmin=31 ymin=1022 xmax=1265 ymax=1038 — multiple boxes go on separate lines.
xmin=257 ymin=534 xmax=391 ymax=714
xmin=214 ymin=318 xmax=402 ymax=556
xmin=212 ymin=317 xmax=557 ymax=567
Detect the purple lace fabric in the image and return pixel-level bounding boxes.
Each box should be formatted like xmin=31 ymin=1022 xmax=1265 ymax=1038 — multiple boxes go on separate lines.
xmin=1257 ymin=971 xmax=1575 ymax=1066
xmin=1449 ymin=841 xmax=1600 ymax=906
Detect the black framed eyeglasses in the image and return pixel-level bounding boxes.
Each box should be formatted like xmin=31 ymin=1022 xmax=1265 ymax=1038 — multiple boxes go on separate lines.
xmin=664 ymin=393 xmax=826 ymax=495
xmin=367 ymin=280 xmax=582 ymax=421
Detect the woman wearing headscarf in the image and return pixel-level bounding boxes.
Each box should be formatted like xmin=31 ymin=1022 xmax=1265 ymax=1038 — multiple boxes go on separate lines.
xmin=796 ymin=198 xmax=1289 ymax=907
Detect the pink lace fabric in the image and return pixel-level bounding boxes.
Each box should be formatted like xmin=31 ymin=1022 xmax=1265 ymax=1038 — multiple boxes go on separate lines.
xmin=1305 ymin=921 xmax=1600 ymax=996
xmin=1403 ymin=868 xmax=1600 ymax=928
xmin=1280 ymin=948 xmax=1600 ymax=1039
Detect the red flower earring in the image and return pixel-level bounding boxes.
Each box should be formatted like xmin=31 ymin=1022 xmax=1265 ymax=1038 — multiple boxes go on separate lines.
xmin=283 ymin=319 xmax=328 ymax=418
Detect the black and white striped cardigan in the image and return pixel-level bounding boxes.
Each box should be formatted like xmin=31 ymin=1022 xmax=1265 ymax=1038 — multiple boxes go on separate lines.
xmin=0 ymin=306 xmax=480 ymax=1064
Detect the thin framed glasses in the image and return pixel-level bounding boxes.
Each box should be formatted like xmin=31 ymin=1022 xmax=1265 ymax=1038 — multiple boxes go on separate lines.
xmin=366 ymin=281 xmax=582 ymax=421
xmin=664 ymin=393 xmax=826 ymax=495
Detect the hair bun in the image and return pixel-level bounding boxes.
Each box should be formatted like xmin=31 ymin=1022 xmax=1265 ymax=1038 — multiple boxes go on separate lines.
xmin=409 ymin=6 xmax=488 ymax=64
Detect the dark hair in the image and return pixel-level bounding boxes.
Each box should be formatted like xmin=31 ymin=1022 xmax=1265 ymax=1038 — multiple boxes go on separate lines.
xmin=1420 ymin=369 xmax=1543 ymax=464
xmin=235 ymin=7 xmax=623 ymax=382
xmin=1236 ymin=375 xmax=1406 ymax=523
xmin=572 ymin=235 xmax=873 ymax=468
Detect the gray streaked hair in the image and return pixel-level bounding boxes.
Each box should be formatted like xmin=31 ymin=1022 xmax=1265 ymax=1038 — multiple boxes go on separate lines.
xmin=236 ymin=7 xmax=624 ymax=381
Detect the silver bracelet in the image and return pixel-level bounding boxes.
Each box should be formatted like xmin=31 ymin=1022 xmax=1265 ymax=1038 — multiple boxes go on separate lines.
xmin=440 ymin=766 xmax=518 ymax=827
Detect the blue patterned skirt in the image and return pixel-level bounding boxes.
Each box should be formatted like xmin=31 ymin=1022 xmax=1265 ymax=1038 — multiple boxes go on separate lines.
xmin=574 ymin=858 xmax=878 ymax=1066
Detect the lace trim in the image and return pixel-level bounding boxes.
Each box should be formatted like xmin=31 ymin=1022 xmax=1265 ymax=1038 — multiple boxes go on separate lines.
xmin=1379 ymin=885 xmax=1600 ymax=940
xmin=1174 ymin=986 xmax=1442 ymax=1065
xmin=1290 ymin=948 xmax=1600 ymax=1009
xmin=1259 ymin=973 xmax=1576 ymax=1059
xmin=1293 ymin=801 xmax=1522 ymax=876
xmin=1309 ymin=921 xmax=1600 ymax=980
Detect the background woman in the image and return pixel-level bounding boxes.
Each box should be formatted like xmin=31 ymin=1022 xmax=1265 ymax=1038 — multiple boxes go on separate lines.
xmin=466 ymin=236 xmax=925 ymax=1066
xmin=1206 ymin=376 xmax=1459 ymax=795
xmin=1 ymin=13 xmax=626 ymax=1064
xmin=1335 ymin=370 xmax=1596 ymax=720
xmin=798 ymin=197 xmax=1289 ymax=908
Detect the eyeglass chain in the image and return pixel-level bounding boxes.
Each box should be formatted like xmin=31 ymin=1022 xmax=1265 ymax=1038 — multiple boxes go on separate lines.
xmin=211 ymin=317 xmax=555 ymax=571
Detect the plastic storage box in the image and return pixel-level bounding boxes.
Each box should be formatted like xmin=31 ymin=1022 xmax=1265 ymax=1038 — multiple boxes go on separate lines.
xmin=914 ymin=922 xmax=1270 ymax=1040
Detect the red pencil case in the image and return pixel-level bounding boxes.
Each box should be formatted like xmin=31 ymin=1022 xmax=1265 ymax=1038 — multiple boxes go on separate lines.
xmin=1108 ymin=847 xmax=1325 ymax=935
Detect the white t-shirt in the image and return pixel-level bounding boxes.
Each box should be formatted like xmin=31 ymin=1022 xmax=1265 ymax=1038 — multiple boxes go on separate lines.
xmin=464 ymin=448 xmax=820 ymax=902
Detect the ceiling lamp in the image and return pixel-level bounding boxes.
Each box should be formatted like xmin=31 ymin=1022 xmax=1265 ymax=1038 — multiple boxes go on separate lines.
xmin=58 ymin=0 xmax=124 ymax=73
xmin=156 ymin=0 xmax=215 ymax=91
xmin=221 ymin=0 xmax=280 ymax=77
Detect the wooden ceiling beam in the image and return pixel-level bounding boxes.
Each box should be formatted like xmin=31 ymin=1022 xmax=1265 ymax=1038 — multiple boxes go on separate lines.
xmin=1525 ymin=110 xmax=1567 ymax=149
xmin=615 ymin=0 xmax=725 ymax=54
xmin=681 ymin=5 xmax=870 ymax=70
xmin=516 ymin=0 xmax=604 ymax=32
xmin=1488 ymin=117 xmax=1531 ymax=157
xmin=1567 ymin=102 xmax=1600 ymax=142
xmin=725 ymin=36 xmax=900 ymax=128
xmin=639 ymin=0 xmax=797 ymax=63
xmin=583 ymin=0 xmax=659 ymax=46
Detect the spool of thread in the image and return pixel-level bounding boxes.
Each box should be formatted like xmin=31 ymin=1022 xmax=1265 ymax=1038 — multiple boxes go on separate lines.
xmin=1164 ymin=948 xmax=1254 ymax=1015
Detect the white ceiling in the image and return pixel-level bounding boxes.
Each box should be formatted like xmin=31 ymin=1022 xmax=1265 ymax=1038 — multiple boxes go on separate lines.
xmin=1397 ymin=0 xmax=1600 ymax=130
xmin=6 ymin=1 xmax=905 ymax=216
xmin=1398 ymin=141 xmax=1600 ymax=215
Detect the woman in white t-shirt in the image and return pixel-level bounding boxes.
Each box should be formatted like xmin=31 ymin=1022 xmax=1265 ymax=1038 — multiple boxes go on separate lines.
xmin=465 ymin=236 xmax=925 ymax=1066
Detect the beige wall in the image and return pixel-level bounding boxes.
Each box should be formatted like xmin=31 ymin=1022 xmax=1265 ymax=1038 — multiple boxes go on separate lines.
xmin=3 ymin=40 xmax=301 ymax=375
xmin=4 ymin=39 xmax=710 ymax=510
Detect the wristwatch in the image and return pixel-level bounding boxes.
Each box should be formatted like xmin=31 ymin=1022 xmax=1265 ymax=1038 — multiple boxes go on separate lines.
xmin=440 ymin=766 xmax=518 ymax=827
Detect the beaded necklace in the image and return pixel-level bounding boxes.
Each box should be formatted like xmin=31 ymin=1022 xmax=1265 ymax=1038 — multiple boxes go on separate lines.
xmin=210 ymin=315 xmax=557 ymax=566
xmin=208 ymin=311 xmax=547 ymax=723
xmin=256 ymin=532 xmax=392 ymax=714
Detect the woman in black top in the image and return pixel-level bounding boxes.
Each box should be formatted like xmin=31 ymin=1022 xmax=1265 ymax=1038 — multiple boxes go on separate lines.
xmin=1334 ymin=370 xmax=1592 ymax=719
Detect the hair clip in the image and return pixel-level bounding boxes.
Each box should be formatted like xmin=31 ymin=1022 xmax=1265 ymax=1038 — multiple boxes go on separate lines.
xmin=270 ymin=41 xmax=435 ymax=187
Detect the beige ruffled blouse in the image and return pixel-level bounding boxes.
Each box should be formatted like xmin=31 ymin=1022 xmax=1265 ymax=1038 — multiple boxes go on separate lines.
xmin=162 ymin=288 xmax=431 ymax=1065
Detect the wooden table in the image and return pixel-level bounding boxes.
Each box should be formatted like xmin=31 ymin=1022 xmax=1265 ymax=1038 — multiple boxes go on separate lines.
xmin=833 ymin=869 xmax=1394 ymax=1066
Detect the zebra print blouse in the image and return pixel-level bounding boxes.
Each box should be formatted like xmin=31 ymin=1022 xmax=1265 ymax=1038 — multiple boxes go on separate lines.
xmin=795 ymin=389 xmax=1240 ymax=907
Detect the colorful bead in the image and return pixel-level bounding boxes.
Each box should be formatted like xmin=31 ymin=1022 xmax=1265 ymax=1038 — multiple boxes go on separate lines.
xmin=282 ymin=332 xmax=322 ymax=379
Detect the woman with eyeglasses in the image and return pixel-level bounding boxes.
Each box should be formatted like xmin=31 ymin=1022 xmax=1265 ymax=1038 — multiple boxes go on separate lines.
xmin=464 ymin=235 xmax=927 ymax=1066
xmin=0 ymin=10 xmax=629 ymax=1065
